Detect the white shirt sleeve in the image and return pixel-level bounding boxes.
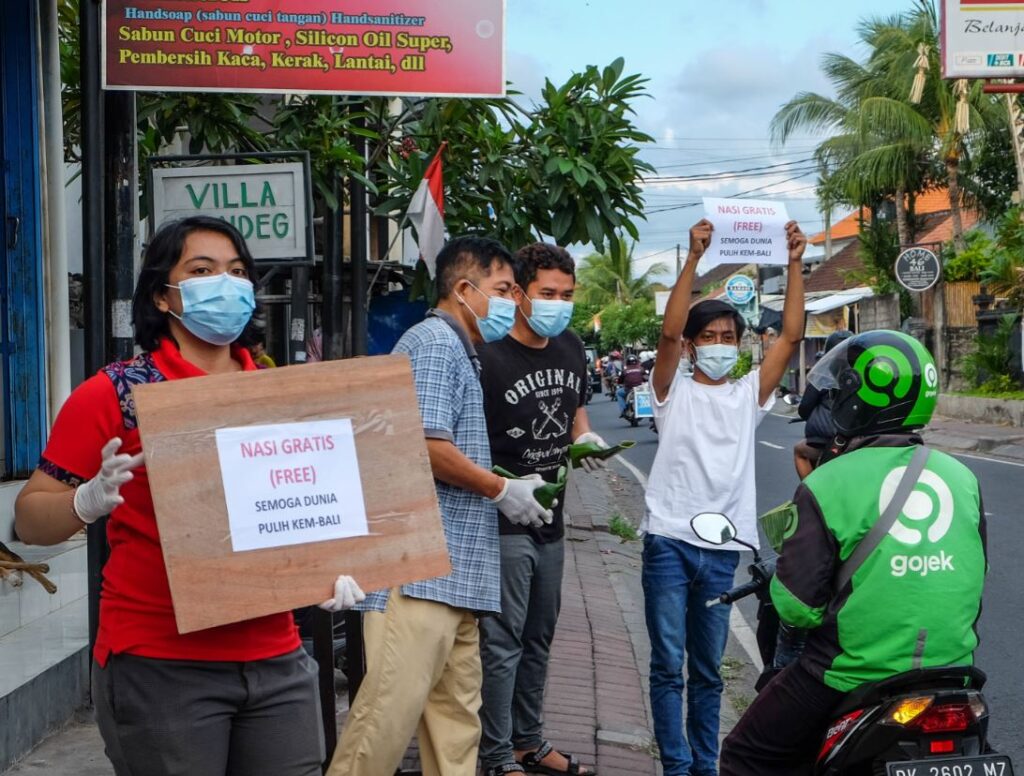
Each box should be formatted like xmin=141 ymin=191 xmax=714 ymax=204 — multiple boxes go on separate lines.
xmin=741 ymin=369 xmax=776 ymax=426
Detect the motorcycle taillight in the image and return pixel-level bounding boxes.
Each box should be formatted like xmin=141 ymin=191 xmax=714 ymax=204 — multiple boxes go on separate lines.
xmin=817 ymin=709 xmax=864 ymax=763
xmin=911 ymin=703 xmax=973 ymax=733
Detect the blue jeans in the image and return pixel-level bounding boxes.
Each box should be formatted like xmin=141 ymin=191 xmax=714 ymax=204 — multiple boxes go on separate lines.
xmin=617 ymin=386 xmax=628 ymax=412
xmin=642 ymin=534 xmax=739 ymax=776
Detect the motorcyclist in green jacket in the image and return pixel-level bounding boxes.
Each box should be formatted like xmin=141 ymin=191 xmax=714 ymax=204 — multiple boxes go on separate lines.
xmin=720 ymin=330 xmax=987 ymax=776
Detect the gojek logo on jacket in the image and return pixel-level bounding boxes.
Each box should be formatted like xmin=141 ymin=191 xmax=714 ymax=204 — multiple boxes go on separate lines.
xmin=880 ymin=465 xmax=956 ymax=578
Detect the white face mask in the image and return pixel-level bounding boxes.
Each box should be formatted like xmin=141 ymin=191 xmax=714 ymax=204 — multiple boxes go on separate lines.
xmin=694 ymin=344 xmax=739 ymax=380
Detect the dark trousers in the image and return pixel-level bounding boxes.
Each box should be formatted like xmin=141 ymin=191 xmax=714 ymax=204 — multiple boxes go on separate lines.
xmin=479 ymin=535 xmax=565 ymax=768
xmin=92 ymin=648 xmax=325 ymax=776
xmin=720 ymin=661 xmax=846 ymax=776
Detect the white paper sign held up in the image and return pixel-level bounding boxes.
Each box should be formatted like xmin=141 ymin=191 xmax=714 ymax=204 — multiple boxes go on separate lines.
xmin=215 ymin=418 xmax=369 ymax=552
xmin=702 ymin=198 xmax=790 ymax=267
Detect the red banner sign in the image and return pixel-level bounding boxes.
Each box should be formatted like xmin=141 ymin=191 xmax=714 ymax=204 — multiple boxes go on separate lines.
xmin=103 ymin=0 xmax=505 ymax=97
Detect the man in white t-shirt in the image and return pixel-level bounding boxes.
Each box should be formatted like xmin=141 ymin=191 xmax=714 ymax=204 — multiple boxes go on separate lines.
xmin=643 ymin=218 xmax=806 ymax=776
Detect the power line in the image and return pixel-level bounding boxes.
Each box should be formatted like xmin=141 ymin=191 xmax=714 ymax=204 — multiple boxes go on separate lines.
xmin=643 ymin=171 xmax=819 ymax=215
xmin=643 ymin=158 xmax=817 ymax=185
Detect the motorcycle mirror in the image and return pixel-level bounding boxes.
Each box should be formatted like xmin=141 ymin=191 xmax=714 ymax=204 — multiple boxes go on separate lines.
xmin=690 ymin=513 xmax=738 ymax=546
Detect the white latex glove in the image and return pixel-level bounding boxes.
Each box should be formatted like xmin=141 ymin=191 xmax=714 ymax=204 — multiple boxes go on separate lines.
xmin=574 ymin=432 xmax=610 ymax=473
xmin=318 ymin=575 xmax=366 ymax=612
xmin=72 ymin=437 xmax=145 ymax=524
xmin=491 ymin=475 xmax=554 ymax=528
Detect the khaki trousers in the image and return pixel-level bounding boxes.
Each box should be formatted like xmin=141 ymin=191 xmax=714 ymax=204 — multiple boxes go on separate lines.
xmin=327 ymin=590 xmax=483 ymax=776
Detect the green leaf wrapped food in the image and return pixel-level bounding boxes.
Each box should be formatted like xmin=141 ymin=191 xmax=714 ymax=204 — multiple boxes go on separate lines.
xmin=568 ymin=440 xmax=637 ymax=467
xmin=492 ymin=465 xmax=567 ymax=510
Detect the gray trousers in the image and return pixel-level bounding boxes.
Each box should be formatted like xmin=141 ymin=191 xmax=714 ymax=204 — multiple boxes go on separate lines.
xmin=479 ymin=535 xmax=565 ymax=768
xmin=92 ymin=648 xmax=325 ymax=776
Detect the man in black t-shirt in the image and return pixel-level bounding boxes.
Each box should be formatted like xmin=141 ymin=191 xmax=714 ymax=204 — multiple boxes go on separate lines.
xmin=477 ymin=243 xmax=605 ymax=776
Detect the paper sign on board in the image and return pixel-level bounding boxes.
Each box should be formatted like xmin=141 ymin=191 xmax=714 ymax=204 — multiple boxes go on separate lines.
xmin=215 ymin=418 xmax=369 ymax=552
xmin=702 ymin=198 xmax=791 ymax=267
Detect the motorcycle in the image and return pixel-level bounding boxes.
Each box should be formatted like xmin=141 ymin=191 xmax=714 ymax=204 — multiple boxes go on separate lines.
xmin=690 ymin=512 xmax=1012 ymax=776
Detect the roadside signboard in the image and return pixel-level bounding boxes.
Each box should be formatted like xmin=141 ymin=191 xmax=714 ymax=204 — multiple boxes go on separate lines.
xmin=633 ymin=389 xmax=654 ymax=419
xmin=655 ymin=290 xmax=671 ymax=316
xmin=942 ymin=0 xmax=1024 ymax=78
xmin=102 ymin=0 xmax=505 ymax=96
xmin=702 ymin=198 xmax=791 ymax=267
xmin=895 ymin=247 xmax=942 ymax=292
xmin=152 ymin=163 xmax=308 ymax=261
xmin=725 ymin=275 xmax=756 ymax=306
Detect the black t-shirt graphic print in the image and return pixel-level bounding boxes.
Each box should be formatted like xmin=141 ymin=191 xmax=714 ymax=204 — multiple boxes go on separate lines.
xmin=479 ymin=331 xmax=588 ymax=543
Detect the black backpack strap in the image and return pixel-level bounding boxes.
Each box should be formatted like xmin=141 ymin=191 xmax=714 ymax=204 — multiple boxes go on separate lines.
xmin=835 ymin=445 xmax=931 ymax=593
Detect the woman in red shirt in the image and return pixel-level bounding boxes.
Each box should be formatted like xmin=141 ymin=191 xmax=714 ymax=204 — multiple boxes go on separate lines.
xmin=15 ymin=216 xmax=363 ymax=776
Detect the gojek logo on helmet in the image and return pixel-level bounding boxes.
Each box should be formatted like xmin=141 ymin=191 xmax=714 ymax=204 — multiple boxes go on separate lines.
xmin=854 ymin=345 xmax=914 ymax=408
xmin=880 ymin=464 xmax=956 ymax=578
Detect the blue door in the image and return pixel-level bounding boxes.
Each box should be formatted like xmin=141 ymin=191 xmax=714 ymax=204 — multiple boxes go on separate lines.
xmin=0 ymin=0 xmax=47 ymax=477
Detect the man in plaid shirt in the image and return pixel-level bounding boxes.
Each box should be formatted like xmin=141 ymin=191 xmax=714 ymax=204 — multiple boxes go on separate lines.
xmin=328 ymin=236 xmax=554 ymax=776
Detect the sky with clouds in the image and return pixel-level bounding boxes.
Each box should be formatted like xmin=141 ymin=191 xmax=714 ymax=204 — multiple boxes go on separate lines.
xmin=505 ymin=0 xmax=910 ymax=280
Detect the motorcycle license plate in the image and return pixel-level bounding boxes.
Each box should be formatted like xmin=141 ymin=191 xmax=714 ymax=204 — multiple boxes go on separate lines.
xmin=887 ymin=754 xmax=1013 ymax=776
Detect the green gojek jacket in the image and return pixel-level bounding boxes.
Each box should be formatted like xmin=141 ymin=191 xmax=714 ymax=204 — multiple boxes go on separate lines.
xmin=770 ymin=436 xmax=987 ymax=693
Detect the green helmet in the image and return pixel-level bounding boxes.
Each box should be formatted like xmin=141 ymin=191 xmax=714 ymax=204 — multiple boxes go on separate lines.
xmin=807 ymin=330 xmax=938 ymax=437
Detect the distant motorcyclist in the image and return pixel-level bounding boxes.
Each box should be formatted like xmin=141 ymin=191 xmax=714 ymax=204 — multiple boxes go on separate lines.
xmin=721 ymin=330 xmax=987 ymax=776
xmin=617 ymin=354 xmax=647 ymax=415
xmin=793 ymin=329 xmax=853 ymax=479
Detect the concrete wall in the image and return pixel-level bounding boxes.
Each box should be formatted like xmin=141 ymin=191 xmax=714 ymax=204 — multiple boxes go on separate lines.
xmin=858 ymin=293 xmax=901 ymax=332
xmin=944 ymin=327 xmax=977 ymax=393
xmin=937 ymin=395 xmax=1024 ymax=427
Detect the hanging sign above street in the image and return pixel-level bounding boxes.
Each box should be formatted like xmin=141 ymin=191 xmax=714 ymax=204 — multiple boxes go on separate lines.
xmin=895 ymin=247 xmax=942 ymax=292
xmin=702 ymin=198 xmax=791 ymax=267
xmin=942 ymin=0 xmax=1024 ymax=79
xmin=102 ymin=0 xmax=505 ymax=96
xmin=152 ymin=163 xmax=308 ymax=261
xmin=724 ymin=275 xmax=756 ymax=306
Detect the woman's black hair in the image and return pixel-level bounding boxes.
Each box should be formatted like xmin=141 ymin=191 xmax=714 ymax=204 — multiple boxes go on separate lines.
xmin=132 ymin=216 xmax=260 ymax=352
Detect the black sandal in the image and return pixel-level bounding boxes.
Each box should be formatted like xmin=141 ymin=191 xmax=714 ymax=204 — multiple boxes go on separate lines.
xmin=484 ymin=764 xmax=526 ymax=776
xmin=518 ymin=741 xmax=595 ymax=775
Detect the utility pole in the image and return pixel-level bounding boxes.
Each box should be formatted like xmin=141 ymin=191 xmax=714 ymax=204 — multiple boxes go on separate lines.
xmin=675 ymin=243 xmax=681 ymax=277
xmin=80 ymin=0 xmax=107 ymax=655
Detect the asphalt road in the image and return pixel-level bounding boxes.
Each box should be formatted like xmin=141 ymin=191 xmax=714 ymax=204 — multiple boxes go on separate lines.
xmin=583 ymin=388 xmax=1023 ymax=762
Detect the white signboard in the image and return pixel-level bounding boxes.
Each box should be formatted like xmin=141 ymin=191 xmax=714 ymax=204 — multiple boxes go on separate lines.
xmin=942 ymin=0 xmax=1024 ymax=78
xmin=702 ymin=198 xmax=791 ymax=267
xmin=153 ymin=163 xmax=308 ymax=260
xmin=215 ymin=418 xmax=369 ymax=552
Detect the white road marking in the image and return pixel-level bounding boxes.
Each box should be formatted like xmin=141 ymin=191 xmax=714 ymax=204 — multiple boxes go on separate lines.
xmin=614 ymin=455 xmax=648 ymax=488
xmin=759 ymin=441 xmax=785 ymax=450
xmin=952 ymin=452 xmax=1024 ymax=469
xmin=729 ymin=605 xmax=764 ymax=673
xmin=770 ymin=412 xmax=797 ymax=420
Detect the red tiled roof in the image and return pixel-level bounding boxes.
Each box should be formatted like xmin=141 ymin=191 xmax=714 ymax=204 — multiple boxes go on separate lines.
xmin=808 ymin=189 xmax=961 ymax=245
xmin=809 ymin=209 xmax=869 ymax=245
xmin=804 ymin=241 xmax=867 ymax=293
xmin=805 ymin=208 xmax=979 ymax=293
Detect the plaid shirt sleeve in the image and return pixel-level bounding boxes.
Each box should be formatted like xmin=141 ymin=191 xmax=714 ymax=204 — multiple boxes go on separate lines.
xmin=396 ymin=331 xmax=460 ymax=442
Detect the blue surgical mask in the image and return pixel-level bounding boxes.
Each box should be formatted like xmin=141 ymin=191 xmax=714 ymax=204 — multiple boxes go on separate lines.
xmin=167 ymin=274 xmax=255 ymax=346
xmin=695 ymin=344 xmax=738 ymax=380
xmin=526 ymin=299 xmax=574 ymax=338
xmin=458 ymin=282 xmax=516 ymax=343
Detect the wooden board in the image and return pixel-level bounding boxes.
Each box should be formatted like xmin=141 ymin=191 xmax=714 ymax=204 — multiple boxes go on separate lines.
xmin=132 ymin=355 xmax=451 ymax=634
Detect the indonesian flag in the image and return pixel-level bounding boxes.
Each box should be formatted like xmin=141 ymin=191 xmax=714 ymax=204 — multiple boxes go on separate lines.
xmin=406 ymin=143 xmax=446 ymax=278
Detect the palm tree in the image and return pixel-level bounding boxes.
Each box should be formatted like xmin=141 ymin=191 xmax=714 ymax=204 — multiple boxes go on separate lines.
xmin=773 ymin=3 xmax=1007 ymax=251
xmin=771 ymin=22 xmax=932 ymax=247
xmin=576 ymin=237 xmax=668 ymax=308
xmin=865 ymin=1 xmax=1007 ymax=250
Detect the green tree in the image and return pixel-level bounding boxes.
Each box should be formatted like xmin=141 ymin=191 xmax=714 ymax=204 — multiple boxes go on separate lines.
xmin=598 ymin=300 xmax=661 ymax=352
xmin=373 ymin=58 xmax=655 ymax=259
xmin=576 ymin=238 xmax=667 ymax=308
